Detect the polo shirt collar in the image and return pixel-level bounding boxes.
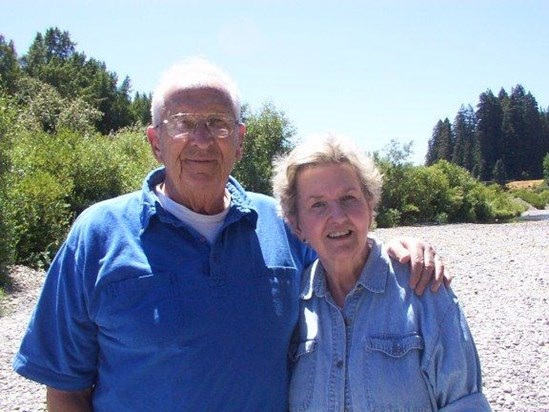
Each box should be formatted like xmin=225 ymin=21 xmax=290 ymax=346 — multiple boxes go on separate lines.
xmin=139 ymin=167 xmax=259 ymax=232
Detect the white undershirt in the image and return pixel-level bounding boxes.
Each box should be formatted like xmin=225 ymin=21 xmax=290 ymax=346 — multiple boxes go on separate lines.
xmin=155 ymin=184 xmax=230 ymax=244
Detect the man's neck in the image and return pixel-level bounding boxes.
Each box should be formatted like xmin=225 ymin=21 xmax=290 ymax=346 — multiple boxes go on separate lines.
xmin=159 ymin=182 xmax=230 ymax=215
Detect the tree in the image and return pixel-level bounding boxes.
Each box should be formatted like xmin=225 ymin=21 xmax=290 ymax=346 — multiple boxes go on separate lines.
xmin=21 ymin=28 xmax=77 ymax=87
xmin=543 ymin=152 xmax=549 ymax=186
xmin=0 ymin=35 xmax=20 ymax=94
xmin=20 ymin=28 xmax=138 ymax=134
xmin=130 ymin=91 xmax=152 ymax=126
xmin=492 ymin=159 xmax=507 ymax=185
xmin=381 ymin=139 xmax=414 ymax=166
xmin=476 ymin=90 xmax=503 ymax=180
xmin=14 ymin=76 xmax=101 ymax=135
xmin=425 ymin=118 xmax=453 ymax=165
xmin=452 ymin=105 xmax=478 ymax=173
xmin=233 ymin=102 xmax=295 ymax=195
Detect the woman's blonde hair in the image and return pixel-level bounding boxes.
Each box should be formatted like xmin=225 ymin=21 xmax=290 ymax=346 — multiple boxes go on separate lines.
xmin=272 ymin=132 xmax=382 ymax=228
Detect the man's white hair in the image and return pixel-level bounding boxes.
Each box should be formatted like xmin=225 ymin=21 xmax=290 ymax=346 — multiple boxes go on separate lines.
xmin=150 ymin=57 xmax=241 ymax=127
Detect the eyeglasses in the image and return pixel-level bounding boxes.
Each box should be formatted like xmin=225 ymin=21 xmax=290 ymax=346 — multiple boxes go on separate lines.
xmin=158 ymin=112 xmax=239 ymax=139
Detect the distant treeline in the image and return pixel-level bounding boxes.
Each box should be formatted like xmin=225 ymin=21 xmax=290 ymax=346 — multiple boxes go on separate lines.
xmin=0 ymin=27 xmax=151 ymax=134
xmin=426 ymin=86 xmax=549 ymax=182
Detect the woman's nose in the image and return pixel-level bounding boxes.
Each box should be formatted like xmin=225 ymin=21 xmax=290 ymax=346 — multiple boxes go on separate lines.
xmin=328 ymin=203 xmax=346 ymax=221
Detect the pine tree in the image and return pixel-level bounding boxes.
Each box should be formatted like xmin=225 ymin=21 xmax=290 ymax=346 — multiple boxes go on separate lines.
xmin=0 ymin=35 xmax=20 ymax=94
xmin=475 ymin=90 xmax=503 ymax=180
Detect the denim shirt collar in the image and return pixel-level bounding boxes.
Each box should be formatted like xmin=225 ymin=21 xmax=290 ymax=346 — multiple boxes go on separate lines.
xmin=139 ymin=167 xmax=258 ymax=234
xmin=300 ymin=236 xmax=389 ymax=301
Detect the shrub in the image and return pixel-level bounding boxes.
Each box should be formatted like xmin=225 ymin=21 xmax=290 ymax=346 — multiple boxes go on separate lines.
xmin=376 ymin=159 xmax=524 ymax=226
xmin=0 ymin=92 xmax=18 ymax=277
xmin=510 ymin=188 xmax=547 ymax=210
xmin=2 ymin=125 xmax=157 ymax=268
xmin=109 ymin=126 xmax=159 ymax=193
xmin=6 ymin=171 xmax=73 ymax=268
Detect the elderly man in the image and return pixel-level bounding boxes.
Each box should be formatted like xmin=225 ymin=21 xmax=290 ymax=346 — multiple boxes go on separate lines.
xmin=14 ymin=57 xmax=445 ymax=411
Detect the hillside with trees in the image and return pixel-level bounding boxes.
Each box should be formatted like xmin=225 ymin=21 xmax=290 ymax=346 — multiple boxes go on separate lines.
xmin=426 ymin=86 xmax=549 ymax=182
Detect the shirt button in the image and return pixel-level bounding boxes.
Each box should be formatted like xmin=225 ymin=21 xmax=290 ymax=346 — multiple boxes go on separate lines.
xmin=336 ymin=360 xmax=344 ymax=368
xmin=344 ymin=318 xmax=351 ymax=326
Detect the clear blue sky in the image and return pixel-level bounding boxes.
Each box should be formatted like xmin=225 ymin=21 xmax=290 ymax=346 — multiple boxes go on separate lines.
xmin=2 ymin=0 xmax=548 ymax=164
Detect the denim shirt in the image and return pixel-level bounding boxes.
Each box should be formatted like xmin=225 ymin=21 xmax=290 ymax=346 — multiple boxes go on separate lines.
xmin=289 ymin=237 xmax=491 ymax=412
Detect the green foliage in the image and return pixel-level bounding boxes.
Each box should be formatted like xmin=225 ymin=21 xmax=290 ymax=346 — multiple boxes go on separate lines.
xmin=492 ymin=159 xmax=507 ymax=185
xmin=428 ymin=85 xmax=549 ymax=181
xmin=544 ymin=153 xmax=549 ymax=186
xmin=6 ymin=170 xmax=73 ymax=268
xmin=233 ymin=102 xmax=295 ymax=194
xmin=376 ymin=159 xmax=525 ymax=227
xmin=5 ymin=129 xmax=75 ymax=267
xmin=0 ymin=92 xmax=17 ymax=277
xmin=108 ymin=126 xmax=160 ymax=193
xmin=2 ymin=124 xmax=157 ymax=268
xmin=0 ymin=35 xmax=20 ymax=94
xmin=15 ymin=27 xmax=149 ymax=134
xmin=14 ymin=75 xmax=101 ymax=135
xmin=511 ymin=189 xmax=547 ymax=209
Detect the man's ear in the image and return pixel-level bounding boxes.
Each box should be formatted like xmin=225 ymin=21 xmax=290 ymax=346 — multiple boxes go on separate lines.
xmin=147 ymin=126 xmax=163 ymax=163
xmin=235 ymin=123 xmax=246 ymax=161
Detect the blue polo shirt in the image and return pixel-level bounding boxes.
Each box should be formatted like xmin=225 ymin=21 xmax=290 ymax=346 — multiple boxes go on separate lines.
xmin=13 ymin=168 xmax=315 ymax=411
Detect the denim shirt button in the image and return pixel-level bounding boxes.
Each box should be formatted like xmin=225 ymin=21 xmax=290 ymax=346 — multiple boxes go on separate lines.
xmin=394 ymin=344 xmax=402 ymax=355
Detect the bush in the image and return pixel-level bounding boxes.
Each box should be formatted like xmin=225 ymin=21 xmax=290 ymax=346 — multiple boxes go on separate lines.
xmin=376 ymin=159 xmax=524 ymax=227
xmin=6 ymin=171 xmax=73 ymax=267
xmin=510 ymin=188 xmax=547 ymax=210
xmin=2 ymin=126 xmax=157 ymax=268
xmin=0 ymin=92 xmax=18 ymax=278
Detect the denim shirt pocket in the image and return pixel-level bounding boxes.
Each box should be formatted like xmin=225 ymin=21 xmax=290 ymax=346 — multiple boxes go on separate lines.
xmin=363 ymin=333 xmax=432 ymax=410
xmin=365 ymin=333 xmax=424 ymax=358
xmin=289 ymin=339 xmax=318 ymax=412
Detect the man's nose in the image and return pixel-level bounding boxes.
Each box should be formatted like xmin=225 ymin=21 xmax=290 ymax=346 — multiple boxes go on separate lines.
xmin=189 ymin=122 xmax=214 ymax=147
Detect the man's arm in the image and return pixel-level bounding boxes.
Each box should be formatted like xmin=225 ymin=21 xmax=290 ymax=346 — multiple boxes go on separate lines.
xmin=386 ymin=237 xmax=450 ymax=295
xmin=47 ymin=387 xmax=93 ymax=412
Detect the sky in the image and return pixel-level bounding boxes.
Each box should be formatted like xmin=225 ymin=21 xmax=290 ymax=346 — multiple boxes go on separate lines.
xmin=2 ymin=0 xmax=548 ymax=164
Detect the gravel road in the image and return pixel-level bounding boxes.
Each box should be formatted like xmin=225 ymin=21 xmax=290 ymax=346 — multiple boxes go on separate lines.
xmin=1 ymin=217 xmax=548 ymax=411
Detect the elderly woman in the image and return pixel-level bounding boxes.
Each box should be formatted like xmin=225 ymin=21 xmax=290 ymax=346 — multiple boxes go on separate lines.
xmin=272 ymin=133 xmax=491 ymax=411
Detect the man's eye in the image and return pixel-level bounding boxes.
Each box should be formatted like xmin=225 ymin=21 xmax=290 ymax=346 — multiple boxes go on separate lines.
xmin=208 ymin=117 xmax=230 ymax=129
xmin=311 ymin=201 xmax=326 ymax=209
xmin=179 ymin=118 xmax=195 ymax=129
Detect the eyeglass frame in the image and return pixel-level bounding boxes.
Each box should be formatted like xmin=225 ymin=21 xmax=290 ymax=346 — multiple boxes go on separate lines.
xmin=156 ymin=112 xmax=241 ymax=139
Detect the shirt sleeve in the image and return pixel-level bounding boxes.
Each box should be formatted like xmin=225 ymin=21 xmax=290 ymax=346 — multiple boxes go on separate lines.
xmin=422 ymin=290 xmax=492 ymax=410
xmin=13 ymin=241 xmax=98 ymax=391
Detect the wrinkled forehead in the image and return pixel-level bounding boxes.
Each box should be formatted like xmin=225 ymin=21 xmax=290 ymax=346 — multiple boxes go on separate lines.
xmin=163 ymin=86 xmax=236 ymax=117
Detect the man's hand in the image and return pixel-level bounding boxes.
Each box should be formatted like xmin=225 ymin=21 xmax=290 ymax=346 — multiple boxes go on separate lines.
xmin=386 ymin=237 xmax=451 ymax=295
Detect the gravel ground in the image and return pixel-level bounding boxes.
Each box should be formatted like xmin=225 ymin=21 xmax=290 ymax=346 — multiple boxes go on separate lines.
xmin=1 ymin=216 xmax=548 ymax=411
